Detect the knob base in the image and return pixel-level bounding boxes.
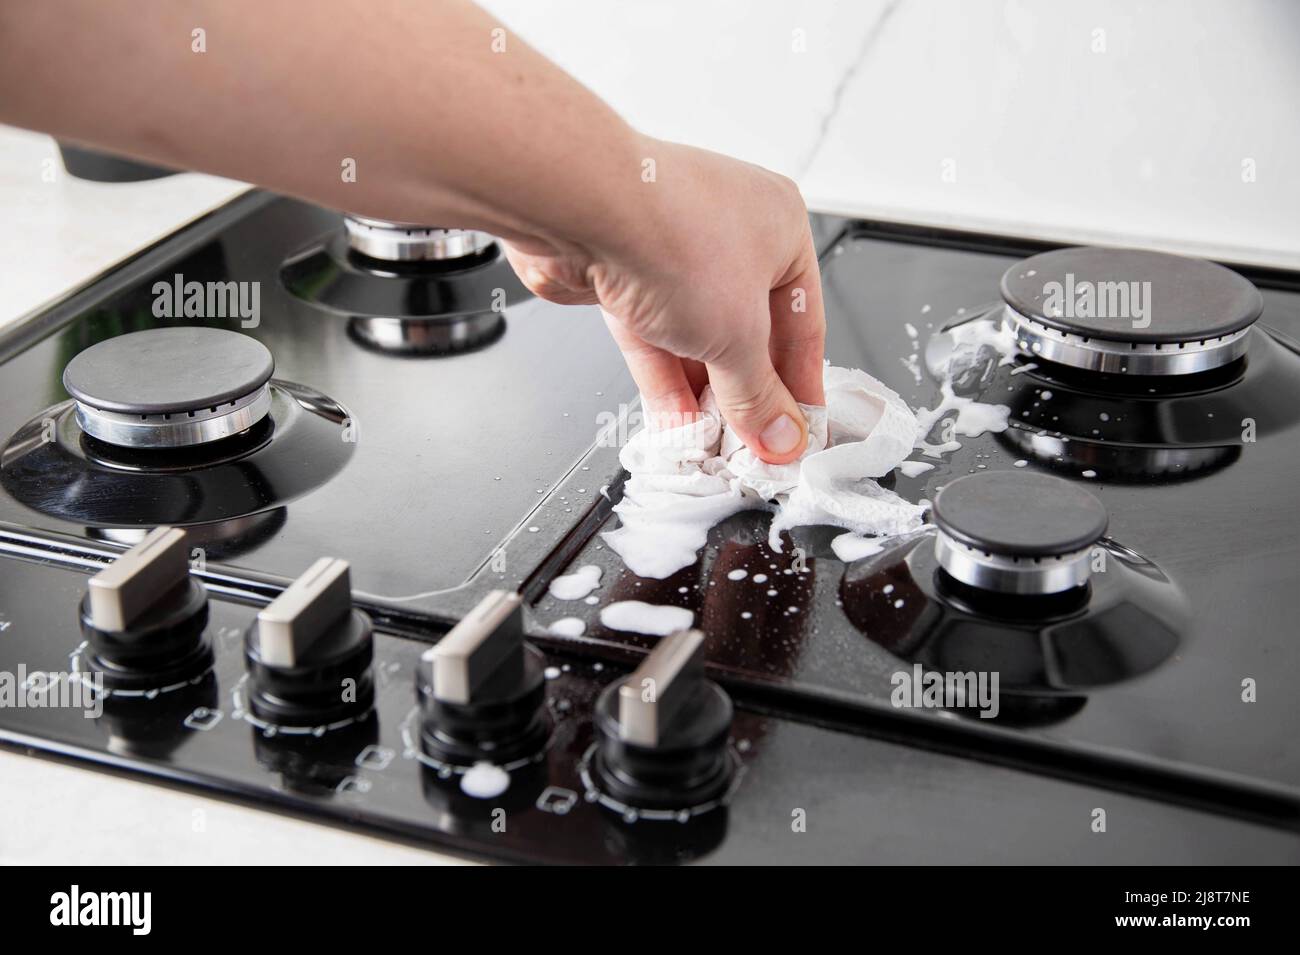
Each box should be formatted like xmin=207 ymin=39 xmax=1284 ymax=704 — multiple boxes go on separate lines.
xmin=593 ymin=678 xmax=734 ymax=812
xmin=417 ymin=642 xmax=550 ymax=767
xmin=244 ymin=609 xmax=375 ymax=727
xmin=78 ymin=579 xmax=212 ymax=692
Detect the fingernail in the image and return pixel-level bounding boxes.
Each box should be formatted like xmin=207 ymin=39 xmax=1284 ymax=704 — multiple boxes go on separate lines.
xmin=760 ymin=414 xmax=802 ymax=455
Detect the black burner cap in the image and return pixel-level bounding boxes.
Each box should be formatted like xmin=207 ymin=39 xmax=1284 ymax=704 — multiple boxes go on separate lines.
xmin=63 ymin=327 xmax=274 ymax=414
xmin=1001 ymin=247 xmax=1262 ymax=344
xmin=932 ymin=471 xmax=1108 ymax=557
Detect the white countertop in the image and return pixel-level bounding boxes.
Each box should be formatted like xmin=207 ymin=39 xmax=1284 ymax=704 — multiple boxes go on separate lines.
xmin=0 ymin=750 xmax=460 ymax=865
xmin=0 ymin=126 xmax=249 ymax=329
xmin=482 ymin=0 xmax=1300 ymax=270
xmin=2 ymin=0 xmax=1295 ymax=864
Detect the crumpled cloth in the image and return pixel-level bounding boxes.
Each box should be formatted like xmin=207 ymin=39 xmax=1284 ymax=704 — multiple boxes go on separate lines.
xmin=602 ymin=364 xmax=928 ymax=579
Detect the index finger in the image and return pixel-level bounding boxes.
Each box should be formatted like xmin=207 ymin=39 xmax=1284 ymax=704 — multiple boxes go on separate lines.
xmin=768 ymin=246 xmax=827 ymax=407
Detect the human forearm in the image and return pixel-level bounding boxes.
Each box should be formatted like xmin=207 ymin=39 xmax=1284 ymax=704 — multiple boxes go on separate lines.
xmin=1 ymin=0 xmax=827 ymax=464
xmin=0 ymin=0 xmax=642 ymax=256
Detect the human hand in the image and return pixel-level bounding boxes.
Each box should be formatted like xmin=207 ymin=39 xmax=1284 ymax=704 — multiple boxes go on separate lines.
xmin=502 ymin=136 xmax=826 ymax=464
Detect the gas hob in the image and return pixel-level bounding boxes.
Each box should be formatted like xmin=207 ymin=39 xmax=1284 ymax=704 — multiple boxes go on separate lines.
xmin=1 ymin=192 xmax=1297 ymax=863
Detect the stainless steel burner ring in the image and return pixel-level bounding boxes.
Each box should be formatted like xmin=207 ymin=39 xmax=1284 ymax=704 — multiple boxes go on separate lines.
xmin=1005 ymin=306 xmax=1251 ymax=376
xmin=343 ymin=216 xmax=495 ymax=262
xmin=934 ymin=528 xmax=1095 ymax=596
xmin=74 ymin=384 xmax=273 ymax=450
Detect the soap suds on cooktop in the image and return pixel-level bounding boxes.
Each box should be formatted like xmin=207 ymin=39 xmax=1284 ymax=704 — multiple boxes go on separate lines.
xmin=548 ymin=617 xmax=586 ymax=637
xmin=599 ymin=601 xmax=695 ymax=635
xmin=831 ymin=533 xmax=885 ymax=562
xmin=460 ymin=761 xmax=510 ymax=799
xmin=548 ymin=564 xmax=602 ymax=600
xmin=597 ymin=318 xmax=1016 ymax=582
xmin=915 ymin=314 xmax=1013 ymax=457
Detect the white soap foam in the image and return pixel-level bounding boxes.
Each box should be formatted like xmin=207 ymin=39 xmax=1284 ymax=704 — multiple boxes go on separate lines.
xmin=915 ymin=380 xmax=1011 ymax=457
xmin=924 ymin=314 xmax=1017 ymax=380
xmin=598 ymin=601 xmax=694 ymax=636
xmin=548 ymin=564 xmax=602 ymax=601
xmin=899 ymin=460 xmax=935 ymax=478
xmin=900 ymin=352 xmax=923 ymax=384
xmin=459 ymin=761 xmax=510 ymax=799
xmin=914 ymin=319 xmax=1014 ymax=457
xmin=548 ymin=617 xmax=586 ymax=637
xmin=831 ymin=533 xmax=885 ymax=562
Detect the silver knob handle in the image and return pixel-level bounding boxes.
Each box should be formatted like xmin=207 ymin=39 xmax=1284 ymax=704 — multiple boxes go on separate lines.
xmin=618 ymin=629 xmax=707 ymax=747
xmin=256 ymin=557 xmax=352 ymax=668
xmin=425 ymin=590 xmax=524 ymax=705
xmin=88 ymin=526 xmax=190 ymax=632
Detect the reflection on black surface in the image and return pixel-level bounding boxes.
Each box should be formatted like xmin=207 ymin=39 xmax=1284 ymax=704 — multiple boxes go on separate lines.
xmin=282 ymin=231 xmax=530 ymax=356
xmin=95 ymin=674 xmax=219 ymax=761
xmin=989 ymin=327 xmax=1300 ymax=482
xmin=346 ymin=312 xmax=507 ymax=357
xmin=0 ymin=195 xmax=639 ymax=599
xmin=251 ymin=714 xmax=379 ymax=796
xmin=841 ymin=535 xmax=1185 ymax=723
xmin=598 ymin=808 xmax=728 ymax=864
xmin=596 ymin=513 xmax=817 ymax=683
xmin=418 ymin=759 xmax=548 ymax=836
xmin=88 ymin=508 xmax=289 ymax=562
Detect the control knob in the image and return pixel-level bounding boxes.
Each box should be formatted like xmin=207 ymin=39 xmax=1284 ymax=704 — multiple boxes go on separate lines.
xmin=243 ymin=557 xmax=374 ymax=726
xmin=79 ymin=526 xmax=212 ymax=691
xmin=592 ymin=629 xmax=734 ymax=811
xmin=416 ymin=590 xmax=549 ymax=765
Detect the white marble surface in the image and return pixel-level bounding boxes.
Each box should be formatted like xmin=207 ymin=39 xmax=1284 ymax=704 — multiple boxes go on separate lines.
xmin=0 ymin=750 xmax=465 ymax=865
xmin=797 ymin=0 xmax=1300 ymax=268
xmin=0 ymin=126 xmax=249 ymax=328
xmin=484 ymin=0 xmax=1300 ymax=268
xmin=0 ymin=0 xmax=1296 ymax=865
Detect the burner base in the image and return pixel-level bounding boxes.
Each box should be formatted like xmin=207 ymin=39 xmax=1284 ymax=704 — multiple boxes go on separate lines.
xmin=281 ymin=229 xmax=530 ymax=355
xmin=0 ymin=382 xmax=354 ymax=527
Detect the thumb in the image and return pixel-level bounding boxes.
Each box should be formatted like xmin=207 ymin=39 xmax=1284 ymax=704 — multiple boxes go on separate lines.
xmin=705 ymin=348 xmax=808 ymax=465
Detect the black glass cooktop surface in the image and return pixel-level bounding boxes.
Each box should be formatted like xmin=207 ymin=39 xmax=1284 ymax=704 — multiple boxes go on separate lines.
xmin=2 ymin=195 xmax=1299 ymax=860
xmin=0 ymin=553 xmax=1291 ymax=864
xmin=531 ymin=229 xmax=1300 ymax=813
xmin=0 ymin=195 xmax=637 ymax=612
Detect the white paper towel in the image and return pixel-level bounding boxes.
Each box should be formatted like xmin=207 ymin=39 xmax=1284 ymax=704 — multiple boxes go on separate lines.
xmin=602 ymin=364 xmax=928 ymax=578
